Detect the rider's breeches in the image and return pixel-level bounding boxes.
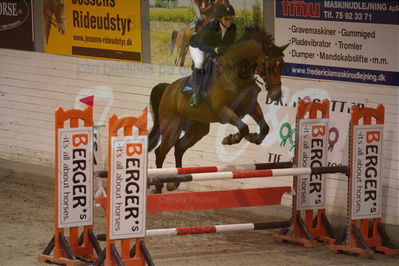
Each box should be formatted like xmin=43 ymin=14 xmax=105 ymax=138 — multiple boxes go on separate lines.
xmin=189 ymin=46 xmax=205 ymax=69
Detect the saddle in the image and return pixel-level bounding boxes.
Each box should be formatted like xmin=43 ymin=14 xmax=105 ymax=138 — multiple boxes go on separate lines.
xmin=181 ymin=56 xmax=215 ymax=98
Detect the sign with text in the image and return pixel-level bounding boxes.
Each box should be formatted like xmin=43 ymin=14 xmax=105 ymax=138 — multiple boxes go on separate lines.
xmin=0 ymin=0 xmax=33 ymax=50
xmin=44 ymin=0 xmax=142 ymax=61
xmin=351 ymin=124 xmax=383 ymax=220
xmin=110 ymin=135 xmax=147 ymax=240
xmin=58 ymin=127 xmax=93 ymax=228
xmin=297 ymin=119 xmax=328 ymax=210
xmin=275 ymin=0 xmax=399 ymax=86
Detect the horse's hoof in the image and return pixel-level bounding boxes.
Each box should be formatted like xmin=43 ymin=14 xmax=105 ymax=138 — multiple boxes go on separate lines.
xmin=247 ymin=133 xmax=263 ymax=144
xmin=222 ymin=133 xmax=241 ymax=145
xmin=166 ymin=181 xmax=180 ymax=191
xmin=222 ymin=134 xmax=234 ymax=145
xmin=153 ymin=184 xmax=163 ymax=194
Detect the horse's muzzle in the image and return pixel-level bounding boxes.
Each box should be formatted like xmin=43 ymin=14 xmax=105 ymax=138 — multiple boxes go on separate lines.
xmin=266 ymin=85 xmax=283 ymax=103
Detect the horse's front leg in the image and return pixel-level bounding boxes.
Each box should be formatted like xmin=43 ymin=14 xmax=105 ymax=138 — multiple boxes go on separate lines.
xmin=244 ymin=103 xmax=269 ymax=145
xmin=219 ymin=106 xmax=249 ymax=145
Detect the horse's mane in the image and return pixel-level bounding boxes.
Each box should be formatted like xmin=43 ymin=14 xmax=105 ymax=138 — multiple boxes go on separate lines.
xmin=235 ymin=27 xmax=284 ymax=58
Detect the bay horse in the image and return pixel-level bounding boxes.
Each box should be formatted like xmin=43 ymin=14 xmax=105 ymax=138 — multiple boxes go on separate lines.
xmin=43 ymin=0 xmax=66 ymax=44
xmin=149 ymin=27 xmax=288 ymax=193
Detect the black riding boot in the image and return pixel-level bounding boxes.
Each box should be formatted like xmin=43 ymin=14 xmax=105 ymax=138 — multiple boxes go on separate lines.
xmin=190 ymin=68 xmax=202 ymax=107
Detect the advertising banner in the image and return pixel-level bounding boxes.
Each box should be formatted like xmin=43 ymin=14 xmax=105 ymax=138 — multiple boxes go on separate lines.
xmin=275 ymin=0 xmax=399 ymax=86
xmin=43 ymin=0 xmax=142 ymax=61
xmin=297 ymin=119 xmax=329 ymax=210
xmin=0 ymin=0 xmax=33 ymax=50
xmin=351 ymin=124 xmax=383 ymax=220
xmin=110 ymin=135 xmax=147 ymax=240
xmin=58 ymin=127 xmax=93 ymax=228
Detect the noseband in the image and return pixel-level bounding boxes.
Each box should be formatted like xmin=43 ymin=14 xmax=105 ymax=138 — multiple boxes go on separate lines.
xmin=260 ymin=56 xmax=284 ymax=91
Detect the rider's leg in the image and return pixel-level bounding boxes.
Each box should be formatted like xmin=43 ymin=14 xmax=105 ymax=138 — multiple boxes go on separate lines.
xmin=188 ymin=46 xmax=205 ymax=107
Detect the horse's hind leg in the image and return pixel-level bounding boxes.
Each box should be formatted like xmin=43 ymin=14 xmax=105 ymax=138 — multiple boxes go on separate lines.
xmin=166 ymin=122 xmax=210 ymax=191
xmin=179 ymin=47 xmax=188 ymax=67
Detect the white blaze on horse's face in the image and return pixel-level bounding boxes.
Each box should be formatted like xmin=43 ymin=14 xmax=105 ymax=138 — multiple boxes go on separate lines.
xmin=262 ymin=43 xmax=289 ymax=102
xmin=57 ymin=0 xmax=66 ymax=34
xmin=262 ymin=56 xmax=284 ymax=102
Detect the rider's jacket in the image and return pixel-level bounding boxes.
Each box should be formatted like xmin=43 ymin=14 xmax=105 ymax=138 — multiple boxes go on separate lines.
xmin=189 ymin=20 xmax=236 ymax=57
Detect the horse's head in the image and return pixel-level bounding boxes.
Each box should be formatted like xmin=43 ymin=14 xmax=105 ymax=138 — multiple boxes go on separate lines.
xmin=257 ymin=43 xmax=289 ymax=102
xmin=234 ymin=27 xmax=288 ymax=102
xmin=55 ymin=0 xmax=66 ymax=34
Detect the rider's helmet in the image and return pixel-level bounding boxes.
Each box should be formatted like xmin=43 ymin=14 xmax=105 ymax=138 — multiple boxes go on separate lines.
xmin=215 ymin=3 xmax=235 ymax=18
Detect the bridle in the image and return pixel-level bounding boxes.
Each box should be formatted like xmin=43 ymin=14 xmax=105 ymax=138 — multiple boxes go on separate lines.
xmin=258 ymin=56 xmax=284 ymax=92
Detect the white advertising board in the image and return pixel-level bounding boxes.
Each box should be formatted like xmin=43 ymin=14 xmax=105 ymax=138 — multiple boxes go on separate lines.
xmin=275 ymin=0 xmax=399 ymax=86
xmin=351 ymin=124 xmax=383 ymax=220
xmin=297 ymin=119 xmax=329 ymax=210
xmin=110 ymin=135 xmax=147 ymax=240
xmin=58 ymin=127 xmax=93 ymax=228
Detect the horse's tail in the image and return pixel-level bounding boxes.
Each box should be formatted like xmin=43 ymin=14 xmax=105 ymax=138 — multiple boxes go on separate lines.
xmin=148 ymin=82 xmax=169 ymax=152
xmin=170 ymin=30 xmax=178 ymax=55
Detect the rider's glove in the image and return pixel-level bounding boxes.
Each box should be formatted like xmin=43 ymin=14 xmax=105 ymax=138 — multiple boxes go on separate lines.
xmin=215 ymin=46 xmax=227 ymax=55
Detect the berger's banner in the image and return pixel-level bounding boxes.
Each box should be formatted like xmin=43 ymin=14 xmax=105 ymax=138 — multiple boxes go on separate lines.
xmin=351 ymin=124 xmax=383 ymax=220
xmin=58 ymin=127 xmax=93 ymax=228
xmin=297 ymin=119 xmax=328 ymax=210
xmin=0 ymin=0 xmax=33 ymax=50
xmin=110 ymin=135 xmax=147 ymax=240
xmin=43 ymin=0 xmax=142 ymax=61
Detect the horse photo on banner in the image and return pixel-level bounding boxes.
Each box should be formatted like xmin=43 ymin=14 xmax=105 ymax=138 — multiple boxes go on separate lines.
xmin=149 ymin=0 xmax=263 ymax=66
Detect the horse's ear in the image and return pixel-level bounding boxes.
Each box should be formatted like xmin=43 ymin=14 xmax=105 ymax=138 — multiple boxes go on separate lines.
xmin=279 ymin=43 xmax=289 ymax=52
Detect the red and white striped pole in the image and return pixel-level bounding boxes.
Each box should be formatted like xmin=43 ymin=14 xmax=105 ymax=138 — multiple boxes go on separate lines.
xmin=149 ymin=166 xmax=348 ymax=185
xmin=147 ymin=221 xmax=290 ymax=237
xmin=95 ymin=162 xmax=294 ymax=178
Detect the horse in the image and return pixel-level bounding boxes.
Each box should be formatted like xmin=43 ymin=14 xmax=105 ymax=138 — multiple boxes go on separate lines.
xmin=43 ymin=0 xmax=66 ymax=44
xmin=170 ymin=0 xmax=225 ymax=66
xmin=149 ymin=27 xmax=289 ymax=193
xmin=170 ymin=25 xmax=195 ymax=67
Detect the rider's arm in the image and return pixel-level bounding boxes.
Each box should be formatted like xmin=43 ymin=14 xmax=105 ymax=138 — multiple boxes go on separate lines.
xmin=224 ymin=24 xmax=237 ymax=47
xmin=197 ymin=23 xmax=218 ymax=55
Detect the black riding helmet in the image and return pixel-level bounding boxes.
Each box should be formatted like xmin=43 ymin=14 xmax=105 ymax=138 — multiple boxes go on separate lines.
xmin=215 ymin=3 xmax=235 ymax=18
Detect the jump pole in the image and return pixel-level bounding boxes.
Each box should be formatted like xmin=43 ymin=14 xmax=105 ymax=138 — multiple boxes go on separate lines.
xmin=149 ymin=166 xmax=348 ymax=185
xmin=93 ymin=111 xmax=293 ymax=265
xmin=275 ymin=99 xmax=339 ymax=247
xmin=95 ymin=161 xmax=294 ymax=178
xmin=330 ymin=104 xmax=399 ymax=257
xmin=38 ymin=106 xmax=101 ymax=265
xmin=148 ymin=221 xmax=291 ymax=236
xmin=96 ymin=221 xmax=291 ymax=241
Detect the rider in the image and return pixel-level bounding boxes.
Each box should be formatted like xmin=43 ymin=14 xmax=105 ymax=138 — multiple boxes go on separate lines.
xmin=188 ymin=2 xmax=236 ymax=107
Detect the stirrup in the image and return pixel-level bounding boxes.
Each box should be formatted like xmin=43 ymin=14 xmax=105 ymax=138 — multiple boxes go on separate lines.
xmin=190 ymin=95 xmax=200 ymax=107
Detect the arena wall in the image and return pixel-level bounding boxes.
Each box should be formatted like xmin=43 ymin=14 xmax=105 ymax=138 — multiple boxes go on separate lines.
xmin=0 ymin=48 xmax=397 ymax=227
